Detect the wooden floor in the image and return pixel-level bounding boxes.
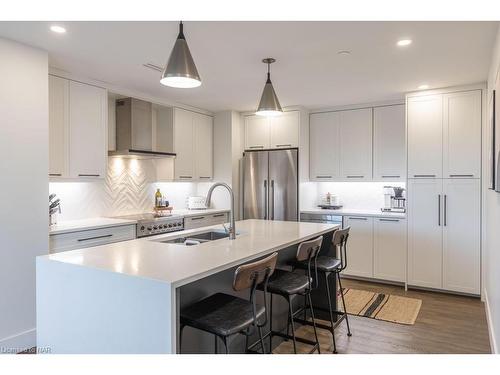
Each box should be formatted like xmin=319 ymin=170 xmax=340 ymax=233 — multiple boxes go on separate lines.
xmin=274 ymin=278 xmax=491 ymax=354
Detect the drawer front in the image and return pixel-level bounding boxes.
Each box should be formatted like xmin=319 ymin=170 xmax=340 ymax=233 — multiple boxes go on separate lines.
xmin=184 ymin=212 xmax=229 ymax=230
xmin=50 ymin=224 xmax=136 ymax=253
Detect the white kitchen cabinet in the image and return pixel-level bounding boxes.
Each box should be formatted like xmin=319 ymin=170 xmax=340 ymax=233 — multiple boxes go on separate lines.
xmin=244 ymin=115 xmax=270 ymax=150
xmin=49 ymin=75 xmax=69 ymax=177
xmin=244 ymin=111 xmax=300 ymax=150
xmin=442 ymin=179 xmax=480 ymax=294
xmin=339 ymin=108 xmax=373 ymax=180
xmin=309 ymin=111 xmax=340 ymax=181
xmin=443 ymin=90 xmax=482 ymax=178
xmin=194 ymin=112 xmax=214 ymax=180
xmin=270 ymin=111 xmax=300 ymax=148
xmin=342 ymin=216 xmax=373 ymax=278
xmin=173 ymin=108 xmax=213 ymax=181
xmin=373 ymin=217 xmax=407 ymax=282
xmin=373 ymin=105 xmax=406 ymax=180
xmin=49 ymin=224 xmax=136 ymax=253
xmin=407 ymin=179 xmax=443 ymax=289
xmin=407 ymin=95 xmax=443 ymax=178
xmin=69 ymin=81 xmax=107 ymax=178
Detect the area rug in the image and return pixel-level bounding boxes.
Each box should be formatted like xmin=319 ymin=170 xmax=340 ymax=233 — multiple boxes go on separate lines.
xmin=338 ymin=288 xmax=422 ymax=325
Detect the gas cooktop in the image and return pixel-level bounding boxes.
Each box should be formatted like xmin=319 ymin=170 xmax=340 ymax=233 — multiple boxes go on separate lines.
xmin=112 ymin=213 xmax=184 ymax=238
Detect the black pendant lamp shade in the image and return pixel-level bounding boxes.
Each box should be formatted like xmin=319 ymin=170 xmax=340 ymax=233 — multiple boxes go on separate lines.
xmin=160 ymin=21 xmax=201 ymax=88
xmin=256 ymin=58 xmax=283 ymax=116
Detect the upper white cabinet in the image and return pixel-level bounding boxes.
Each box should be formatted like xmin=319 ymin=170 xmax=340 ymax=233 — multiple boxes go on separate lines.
xmin=443 ymin=90 xmax=481 ymax=178
xmin=173 ymin=108 xmax=213 ymax=181
xmin=68 ymin=81 xmax=107 ymax=178
xmin=407 ymin=90 xmax=481 ymax=179
xmin=373 ymin=217 xmax=406 ymax=282
xmin=310 ymin=108 xmax=372 ymax=181
xmin=49 ymin=75 xmax=69 ymax=177
xmin=49 ymin=75 xmax=107 ymax=179
xmin=407 ymin=94 xmax=443 ymax=178
xmin=194 ymin=112 xmax=214 ymax=180
xmin=244 ymin=111 xmax=299 ymax=150
xmin=342 ymin=216 xmax=374 ymax=278
xmin=373 ymin=105 xmax=406 ymax=180
xmin=309 ymin=111 xmax=341 ymax=180
xmin=339 ymin=108 xmax=372 ymax=180
xmin=270 ymin=111 xmax=300 ymax=148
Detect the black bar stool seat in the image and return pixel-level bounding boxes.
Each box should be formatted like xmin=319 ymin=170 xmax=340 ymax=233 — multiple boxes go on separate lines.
xmin=181 ymin=293 xmax=265 ymax=337
xmin=291 ymin=256 xmax=342 ymax=273
xmin=262 ymin=269 xmax=312 ymax=296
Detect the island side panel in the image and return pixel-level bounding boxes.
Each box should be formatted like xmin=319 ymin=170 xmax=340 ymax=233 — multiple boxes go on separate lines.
xmin=36 ymin=258 xmax=175 ymax=354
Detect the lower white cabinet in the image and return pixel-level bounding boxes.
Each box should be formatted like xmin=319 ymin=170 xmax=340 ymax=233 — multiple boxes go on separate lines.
xmin=373 ymin=217 xmax=407 ymax=282
xmin=183 ymin=212 xmax=229 ymax=230
xmin=408 ymin=178 xmax=480 ymax=294
xmin=50 ymin=224 xmax=136 ymax=253
xmin=343 ymin=216 xmax=373 ymax=278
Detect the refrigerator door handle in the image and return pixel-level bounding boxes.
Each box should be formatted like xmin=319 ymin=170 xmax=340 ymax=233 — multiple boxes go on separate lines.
xmin=264 ymin=180 xmax=268 ymax=220
xmin=271 ymin=180 xmax=275 ymax=220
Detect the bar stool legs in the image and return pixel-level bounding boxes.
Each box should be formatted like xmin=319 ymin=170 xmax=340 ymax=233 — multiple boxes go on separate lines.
xmin=324 ymin=272 xmax=338 ymax=353
xmin=336 ymin=272 xmax=352 ymax=337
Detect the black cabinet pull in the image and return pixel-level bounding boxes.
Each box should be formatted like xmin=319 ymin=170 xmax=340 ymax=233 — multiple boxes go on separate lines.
xmin=413 ymin=174 xmax=436 ymax=178
xmin=190 ymin=216 xmax=205 ymax=221
xmin=212 ymin=214 xmax=225 ymax=218
xmin=77 ymin=234 xmax=112 ymax=242
xmin=49 ymin=173 xmax=62 ymax=176
xmin=316 ymin=175 xmax=332 ymax=179
xmin=381 ymin=175 xmax=400 ymax=178
xmin=449 ymin=174 xmax=474 ymax=178
xmin=379 ymin=218 xmax=400 ymax=222
xmin=78 ymin=174 xmax=100 ymax=177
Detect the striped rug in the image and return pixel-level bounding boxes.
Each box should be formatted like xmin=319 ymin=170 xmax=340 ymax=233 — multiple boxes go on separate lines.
xmin=338 ymin=288 xmax=422 ymax=325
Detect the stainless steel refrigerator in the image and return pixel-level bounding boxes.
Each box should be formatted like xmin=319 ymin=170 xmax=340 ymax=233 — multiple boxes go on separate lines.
xmin=243 ymin=149 xmax=298 ymax=221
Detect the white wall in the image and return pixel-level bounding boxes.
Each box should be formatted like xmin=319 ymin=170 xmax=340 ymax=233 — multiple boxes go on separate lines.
xmin=483 ymin=24 xmax=500 ymax=354
xmin=0 ymin=38 xmax=48 ymax=352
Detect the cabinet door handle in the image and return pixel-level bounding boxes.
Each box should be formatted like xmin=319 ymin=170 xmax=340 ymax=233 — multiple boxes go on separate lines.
xmin=379 ymin=218 xmax=400 ymax=222
xmin=249 ymin=146 xmax=264 ymax=149
xmin=449 ymin=174 xmax=474 ymax=178
xmin=49 ymin=173 xmax=62 ymax=177
xmin=276 ymin=144 xmax=292 ymax=148
xmin=413 ymin=174 xmax=436 ymax=178
xmin=438 ymin=194 xmax=441 ymax=226
xmin=190 ymin=216 xmax=205 ymax=221
xmin=316 ymin=175 xmax=332 ymax=179
xmin=348 ymin=217 xmax=367 ymax=221
xmin=77 ymin=234 xmax=113 ymax=242
xmin=347 ymin=175 xmax=364 ymax=178
xmin=444 ymin=194 xmax=447 ymax=226
xmin=199 ymin=176 xmax=212 ymax=179
xmin=212 ymin=214 xmax=226 ymax=218
xmin=381 ymin=175 xmax=400 ymax=178
xmin=78 ymin=174 xmax=100 ymax=177
xmin=179 ymin=176 xmax=192 ymax=179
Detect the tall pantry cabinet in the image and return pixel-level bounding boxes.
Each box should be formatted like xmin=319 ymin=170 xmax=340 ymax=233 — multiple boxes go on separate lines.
xmin=407 ymin=88 xmax=482 ymax=295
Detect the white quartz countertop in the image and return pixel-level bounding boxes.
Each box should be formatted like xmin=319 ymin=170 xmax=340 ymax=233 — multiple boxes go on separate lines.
xmin=41 ymin=219 xmax=338 ymax=287
xmin=300 ymin=208 xmax=406 ymax=219
xmin=49 ymin=218 xmax=138 ymax=235
xmin=49 ymin=209 xmax=230 ymax=235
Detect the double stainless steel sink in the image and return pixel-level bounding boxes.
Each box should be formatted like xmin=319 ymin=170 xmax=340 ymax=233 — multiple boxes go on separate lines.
xmin=160 ymin=230 xmax=231 ymax=246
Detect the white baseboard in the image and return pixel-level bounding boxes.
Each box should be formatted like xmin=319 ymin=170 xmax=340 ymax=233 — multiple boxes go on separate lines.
xmin=0 ymin=328 xmax=36 ymax=354
xmin=484 ymin=288 xmax=498 ymax=354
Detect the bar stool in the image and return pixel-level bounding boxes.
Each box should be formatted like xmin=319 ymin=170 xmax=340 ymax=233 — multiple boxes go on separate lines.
xmin=255 ymin=236 xmax=323 ymax=354
xmin=179 ymin=252 xmax=278 ymax=354
xmin=291 ymin=227 xmax=352 ymax=353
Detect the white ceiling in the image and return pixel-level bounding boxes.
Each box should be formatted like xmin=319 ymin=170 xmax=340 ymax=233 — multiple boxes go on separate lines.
xmin=0 ymin=21 xmax=497 ymax=112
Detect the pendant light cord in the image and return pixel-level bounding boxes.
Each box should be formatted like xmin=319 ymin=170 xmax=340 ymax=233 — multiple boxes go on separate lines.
xmin=266 ymin=62 xmax=272 ymax=83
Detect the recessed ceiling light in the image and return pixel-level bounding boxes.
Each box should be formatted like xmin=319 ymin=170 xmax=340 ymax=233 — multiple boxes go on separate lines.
xmin=418 ymin=84 xmax=429 ymax=90
xmin=397 ymin=39 xmax=412 ymax=47
xmin=50 ymin=25 xmax=66 ymax=34
xmin=338 ymin=50 xmax=351 ymax=56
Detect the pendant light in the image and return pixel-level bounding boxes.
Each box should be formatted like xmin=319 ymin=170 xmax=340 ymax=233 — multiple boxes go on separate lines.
xmin=256 ymin=58 xmax=283 ymax=116
xmin=160 ymin=21 xmax=201 ymax=88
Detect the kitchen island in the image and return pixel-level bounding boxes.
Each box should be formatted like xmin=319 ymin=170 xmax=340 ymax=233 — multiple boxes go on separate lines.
xmin=36 ymin=219 xmax=339 ymax=354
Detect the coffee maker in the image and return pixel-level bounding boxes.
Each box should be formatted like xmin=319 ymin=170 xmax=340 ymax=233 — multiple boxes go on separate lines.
xmin=382 ymin=186 xmax=406 ymax=213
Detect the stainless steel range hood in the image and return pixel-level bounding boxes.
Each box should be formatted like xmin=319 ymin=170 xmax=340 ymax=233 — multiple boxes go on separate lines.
xmin=109 ymin=97 xmax=176 ymax=159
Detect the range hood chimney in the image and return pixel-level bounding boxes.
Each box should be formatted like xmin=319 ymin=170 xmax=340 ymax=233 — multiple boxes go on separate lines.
xmin=108 ymin=97 xmax=176 ymax=159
